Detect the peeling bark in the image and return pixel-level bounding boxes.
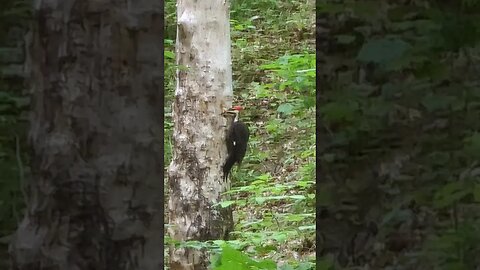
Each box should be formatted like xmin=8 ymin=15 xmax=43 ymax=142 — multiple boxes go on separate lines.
xmin=167 ymin=0 xmax=234 ymax=269
xmin=9 ymin=1 xmax=164 ymax=269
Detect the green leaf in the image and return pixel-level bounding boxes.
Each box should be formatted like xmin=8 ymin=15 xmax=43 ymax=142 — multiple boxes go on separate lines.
xmin=277 ymin=103 xmax=294 ymax=115
xmin=318 ymin=256 xmax=335 ymax=270
xmin=294 ymin=262 xmax=316 ymax=270
xmin=286 ymin=214 xmax=306 ymax=222
xmin=421 ymin=94 xmax=456 ymax=112
xmin=464 ymin=133 xmax=480 ymax=159
xmin=336 ymin=34 xmax=356 ymax=44
xmin=255 ymin=244 xmax=277 ymax=254
xmin=298 ymin=225 xmax=316 ymax=231
xmin=213 ymin=245 xmax=277 ymax=270
xmin=164 ymin=50 xmax=175 ymax=59
xmin=320 ymin=101 xmax=358 ymax=123
xmin=317 ymin=188 xmax=332 ymax=206
xmin=433 ymin=181 xmax=471 ymax=208
xmin=474 ymin=184 xmax=480 ymax=202
xmin=255 ymin=173 xmax=271 ymax=182
xmin=289 ymin=195 xmax=306 ymax=200
xmin=351 ymin=1 xmax=379 ymax=18
xmin=272 ymin=232 xmax=288 ymax=242
xmin=218 ymin=200 xmax=236 ymax=208
xmin=357 ymin=38 xmax=410 ymax=65
xmin=255 ymin=197 xmax=267 ymax=204
xmin=278 ymin=264 xmax=295 ymax=270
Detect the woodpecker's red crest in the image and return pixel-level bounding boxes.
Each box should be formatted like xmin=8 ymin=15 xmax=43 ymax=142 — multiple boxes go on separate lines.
xmin=232 ymin=105 xmax=243 ymax=111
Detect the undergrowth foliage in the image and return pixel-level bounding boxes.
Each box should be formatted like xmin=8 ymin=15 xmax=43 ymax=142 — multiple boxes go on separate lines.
xmin=164 ymin=0 xmax=315 ymax=269
xmin=319 ymin=0 xmax=480 ymax=269
xmin=0 ymin=0 xmax=31 ymax=266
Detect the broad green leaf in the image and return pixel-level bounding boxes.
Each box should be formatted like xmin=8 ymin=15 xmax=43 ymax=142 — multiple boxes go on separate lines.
xmin=336 ymin=34 xmax=356 ymax=44
xmin=421 ymin=94 xmax=455 ymax=112
xmin=286 ymin=214 xmax=306 ymax=222
xmin=464 ymin=133 xmax=480 ymax=158
xmin=433 ymin=182 xmax=470 ymax=208
xmin=296 ymin=262 xmax=316 ymax=270
xmin=318 ymin=256 xmax=335 ymax=270
xmin=164 ymin=50 xmax=175 ymax=59
xmin=255 ymin=244 xmax=277 ymax=254
xmin=289 ymin=195 xmax=306 ymax=200
xmin=320 ymin=101 xmax=358 ymax=123
xmin=214 ymin=245 xmax=277 ymax=270
xmin=218 ymin=201 xmax=236 ymax=208
xmin=277 ymin=103 xmax=294 ymax=115
xmin=298 ymin=225 xmax=316 ymax=231
xmin=357 ymin=38 xmax=410 ymax=65
xmin=272 ymin=232 xmax=288 ymax=242
xmin=474 ymin=184 xmax=480 ymax=202
xmin=255 ymin=197 xmax=267 ymax=204
xmin=317 ymin=188 xmax=332 ymax=206
xmin=351 ymin=1 xmax=379 ymax=18
xmin=278 ymin=264 xmax=295 ymax=270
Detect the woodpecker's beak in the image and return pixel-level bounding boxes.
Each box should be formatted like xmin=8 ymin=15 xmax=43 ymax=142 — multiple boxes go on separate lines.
xmin=222 ymin=106 xmax=242 ymax=116
xmin=222 ymin=109 xmax=236 ymax=116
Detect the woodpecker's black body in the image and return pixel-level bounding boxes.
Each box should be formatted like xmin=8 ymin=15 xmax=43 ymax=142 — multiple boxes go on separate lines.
xmin=223 ymin=107 xmax=249 ymax=181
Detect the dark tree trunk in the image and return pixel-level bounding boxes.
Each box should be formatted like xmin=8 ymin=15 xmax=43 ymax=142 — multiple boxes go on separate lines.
xmin=9 ymin=1 xmax=164 ymax=269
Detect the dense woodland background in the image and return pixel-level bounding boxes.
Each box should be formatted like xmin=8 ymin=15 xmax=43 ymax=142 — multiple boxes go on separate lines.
xmin=0 ymin=0 xmax=315 ymax=269
xmin=0 ymin=0 xmax=30 ymax=267
xmin=319 ymin=0 xmax=480 ymax=269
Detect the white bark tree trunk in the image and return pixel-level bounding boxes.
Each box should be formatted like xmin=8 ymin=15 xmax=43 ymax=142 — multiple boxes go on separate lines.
xmin=167 ymin=0 xmax=233 ymax=269
xmin=8 ymin=1 xmax=164 ymax=269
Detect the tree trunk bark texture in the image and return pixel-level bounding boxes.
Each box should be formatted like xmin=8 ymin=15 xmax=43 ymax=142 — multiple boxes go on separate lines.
xmin=9 ymin=1 xmax=164 ymax=269
xmin=168 ymin=0 xmax=233 ymax=269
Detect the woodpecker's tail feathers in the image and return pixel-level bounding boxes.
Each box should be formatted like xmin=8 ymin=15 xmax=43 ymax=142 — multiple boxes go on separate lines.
xmin=223 ymin=153 xmax=236 ymax=181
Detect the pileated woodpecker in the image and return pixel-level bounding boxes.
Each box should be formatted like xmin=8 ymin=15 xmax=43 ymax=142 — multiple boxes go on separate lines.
xmin=223 ymin=105 xmax=249 ymax=181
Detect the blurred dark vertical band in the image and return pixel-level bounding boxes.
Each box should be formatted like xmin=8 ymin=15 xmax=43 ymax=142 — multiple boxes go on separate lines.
xmin=160 ymin=0 xmax=165 ymax=265
xmin=315 ymin=0 xmax=322 ymax=266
